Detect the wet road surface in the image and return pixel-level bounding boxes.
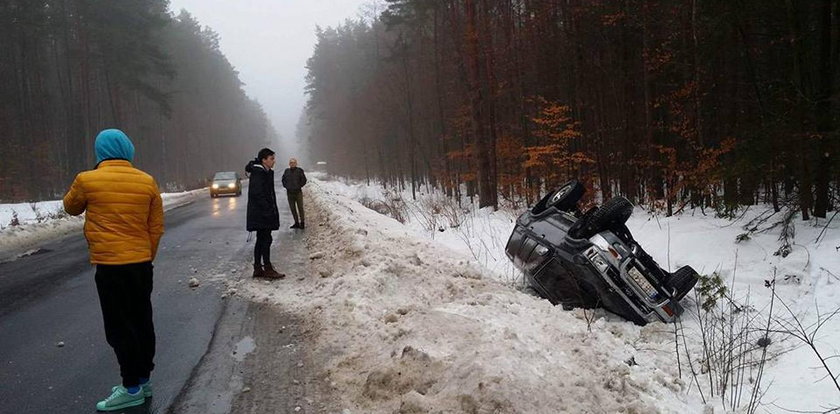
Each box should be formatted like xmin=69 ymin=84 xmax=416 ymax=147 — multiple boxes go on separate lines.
xmin=0 ymin=185 xmax=312 ymax=413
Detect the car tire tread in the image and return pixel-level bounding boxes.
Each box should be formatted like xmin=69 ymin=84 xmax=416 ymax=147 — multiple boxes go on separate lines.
xmin=669 ymin=266 xmax=700 ymax=301
xmin=576 ymin=197 xmax=633 ymax=239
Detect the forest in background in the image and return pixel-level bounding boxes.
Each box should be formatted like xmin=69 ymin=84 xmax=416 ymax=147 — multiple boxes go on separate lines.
xmin=0 ymin=0 xmax=277 ymax=201
xmin=304 ymin=0 xmax=839 ymax=219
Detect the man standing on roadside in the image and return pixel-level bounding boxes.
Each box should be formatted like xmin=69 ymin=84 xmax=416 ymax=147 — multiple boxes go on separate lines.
xmin=245 ymin=148 xmax=284 ymax=279
xmin=63 ymin=129 xmax=162 ymax=411
xmin=282 ymin=158 xmax=307 ymax=229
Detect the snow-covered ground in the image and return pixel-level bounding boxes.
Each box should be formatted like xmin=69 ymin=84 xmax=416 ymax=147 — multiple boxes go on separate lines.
xmin=238 ymin=180 xmax=711 ymax=413
xmin=0 ymin=188 xmax=206 ymax=262
xmin=304 ymin=177 xmax=840 ymax=413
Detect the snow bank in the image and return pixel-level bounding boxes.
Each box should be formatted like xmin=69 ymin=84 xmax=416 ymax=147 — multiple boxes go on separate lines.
xmin=237 ymin=181 xmax=703 ymax=413
xmin=318 ymin=179 xmax=520 ymax=284
xmin=0 ymin=188 xmax=206 ymax=262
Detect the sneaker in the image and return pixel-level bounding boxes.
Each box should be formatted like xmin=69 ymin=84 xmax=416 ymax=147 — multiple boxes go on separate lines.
xmin=299 ymin=222 xmax=305 ymax=230
xmin=290 ymin=223 xmax=300 ymax=229
xmin=141 ymin=381 xmax=153 ymax=397
xmin=252 ymin=264 xmax=264 ymax=278
xmin=96 ymin=385 xmax=144 ymax=411
xmin=140 ymin=380 xmax=153 ymax=398
xmin=111 ymin=382 xmax=152 ymax=398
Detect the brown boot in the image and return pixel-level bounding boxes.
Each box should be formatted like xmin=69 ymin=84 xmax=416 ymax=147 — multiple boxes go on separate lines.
xmin=252 ymin=264 xmax=265 ymax=278
xmin=263 ymin=263 xmax=286 ymax=279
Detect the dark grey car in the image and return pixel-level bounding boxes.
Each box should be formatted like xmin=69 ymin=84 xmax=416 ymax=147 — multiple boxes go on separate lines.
xmin=505 ymin=180 xmax=699 ymax=325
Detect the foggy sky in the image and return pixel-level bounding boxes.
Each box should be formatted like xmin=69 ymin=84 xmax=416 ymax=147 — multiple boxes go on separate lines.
xmin=167 ymin=0 xmax=371 ymax=160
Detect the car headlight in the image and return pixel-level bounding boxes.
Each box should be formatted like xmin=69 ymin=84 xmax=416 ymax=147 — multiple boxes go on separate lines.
xmin=211 ymin=184 xmax=219 ymax=189
xmin=228 ymin=183 xmax=236 ymax=189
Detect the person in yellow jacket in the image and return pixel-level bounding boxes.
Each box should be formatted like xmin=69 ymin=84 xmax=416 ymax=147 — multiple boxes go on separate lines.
xmin=63 ymin=129 xmax=163 ymax=412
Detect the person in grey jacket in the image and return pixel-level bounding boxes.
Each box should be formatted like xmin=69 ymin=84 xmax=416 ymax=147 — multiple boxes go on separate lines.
xmin=282 ymin=158 xmax=307 ymax=229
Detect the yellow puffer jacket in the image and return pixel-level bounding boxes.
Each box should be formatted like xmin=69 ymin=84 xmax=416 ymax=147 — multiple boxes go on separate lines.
xmin=63 ymin=160 xmax=164 ymax=265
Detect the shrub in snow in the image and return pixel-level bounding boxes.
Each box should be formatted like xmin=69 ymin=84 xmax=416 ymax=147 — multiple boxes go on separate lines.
xmin=695 ymin=272 xmax=727 ymax=312
xmin=411 ymin=193 xmax=466 ymax=233
xmin=359 ymin=188 xmax=409 ymax=224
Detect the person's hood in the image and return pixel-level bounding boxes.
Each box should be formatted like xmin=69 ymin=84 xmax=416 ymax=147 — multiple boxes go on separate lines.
xmin=246 ymin=159 xmax=268 ymax=173
xmin=95 ymin=129 xmax=135 ymax=164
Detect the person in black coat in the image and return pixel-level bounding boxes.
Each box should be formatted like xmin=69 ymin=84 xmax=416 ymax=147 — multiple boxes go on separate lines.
xmin=281 ymin=158 xmax=307 ymax=229
xmin=245 ymin=148 xmax=284 ymax=279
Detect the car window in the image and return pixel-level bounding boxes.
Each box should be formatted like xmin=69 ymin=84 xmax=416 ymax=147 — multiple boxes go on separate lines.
xmin=213 ymin=172 xmax=236 ymax=180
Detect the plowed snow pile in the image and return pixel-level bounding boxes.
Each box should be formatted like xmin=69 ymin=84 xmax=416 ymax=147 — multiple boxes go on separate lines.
xmin=240 ymin=181 xmax=703 ymax=413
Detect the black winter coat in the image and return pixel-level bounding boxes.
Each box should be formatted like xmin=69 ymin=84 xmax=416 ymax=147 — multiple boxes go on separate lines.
xmin=281 ymin=167 xmax=307 ymax=191
xmin=245 ymin=159 xmax=280 ymax=231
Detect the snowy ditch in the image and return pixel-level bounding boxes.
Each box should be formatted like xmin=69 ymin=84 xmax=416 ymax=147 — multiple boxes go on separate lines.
xmin=297 ymin=177 xmax=840 ymax=413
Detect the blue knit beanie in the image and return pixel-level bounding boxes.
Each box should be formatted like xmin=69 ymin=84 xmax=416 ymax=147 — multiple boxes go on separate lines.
xmin=95 ymin=129 xmax=135 ymax=164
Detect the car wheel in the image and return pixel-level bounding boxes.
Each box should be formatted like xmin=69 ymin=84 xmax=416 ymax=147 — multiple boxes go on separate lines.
xmin=576 ymin=196 xmax=634 ymax=239
xmin=546 ymin=180 xmax=585 ymax=212
xmin=669 ymin=265 xmax=700 ymax=301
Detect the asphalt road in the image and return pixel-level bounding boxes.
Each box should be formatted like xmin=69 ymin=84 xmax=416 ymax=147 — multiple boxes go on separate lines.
xmin=0 ymin=186 xmax=310 ymax=414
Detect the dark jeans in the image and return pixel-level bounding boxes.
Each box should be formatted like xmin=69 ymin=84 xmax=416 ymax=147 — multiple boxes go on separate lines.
xmin=95 ymin=262 xmax=155 ymax=388
xmin=287 ymin=190 xmax=304 ymax=224
xmin=254 ymin=229 xmax=272 ymax=265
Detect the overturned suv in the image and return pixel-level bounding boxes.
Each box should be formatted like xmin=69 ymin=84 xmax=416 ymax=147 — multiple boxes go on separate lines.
xmin=505 ymin=180 xmax=699 ymax=325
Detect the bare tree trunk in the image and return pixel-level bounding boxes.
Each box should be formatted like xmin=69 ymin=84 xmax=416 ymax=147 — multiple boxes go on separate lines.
xmin=480 ymin=0 xmax=499 ymax=209
xmin=464 ymin=0 xmax=494 ymax=208
xmin=813 ymin=0 xmax=833 ymax=218
xmin=400 ymin=41 xmax=418 ymax=201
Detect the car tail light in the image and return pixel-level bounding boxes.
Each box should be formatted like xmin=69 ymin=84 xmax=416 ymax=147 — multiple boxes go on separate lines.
xmin=526 ymin=245 xmax=550 ymax=270
xmin=585 ymin=248 xmax=611 ymax=273
xmin=661 ymin=304 xmax=675 ymax=317
xmin=589 ymin=234 xmax=623 ymax=263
